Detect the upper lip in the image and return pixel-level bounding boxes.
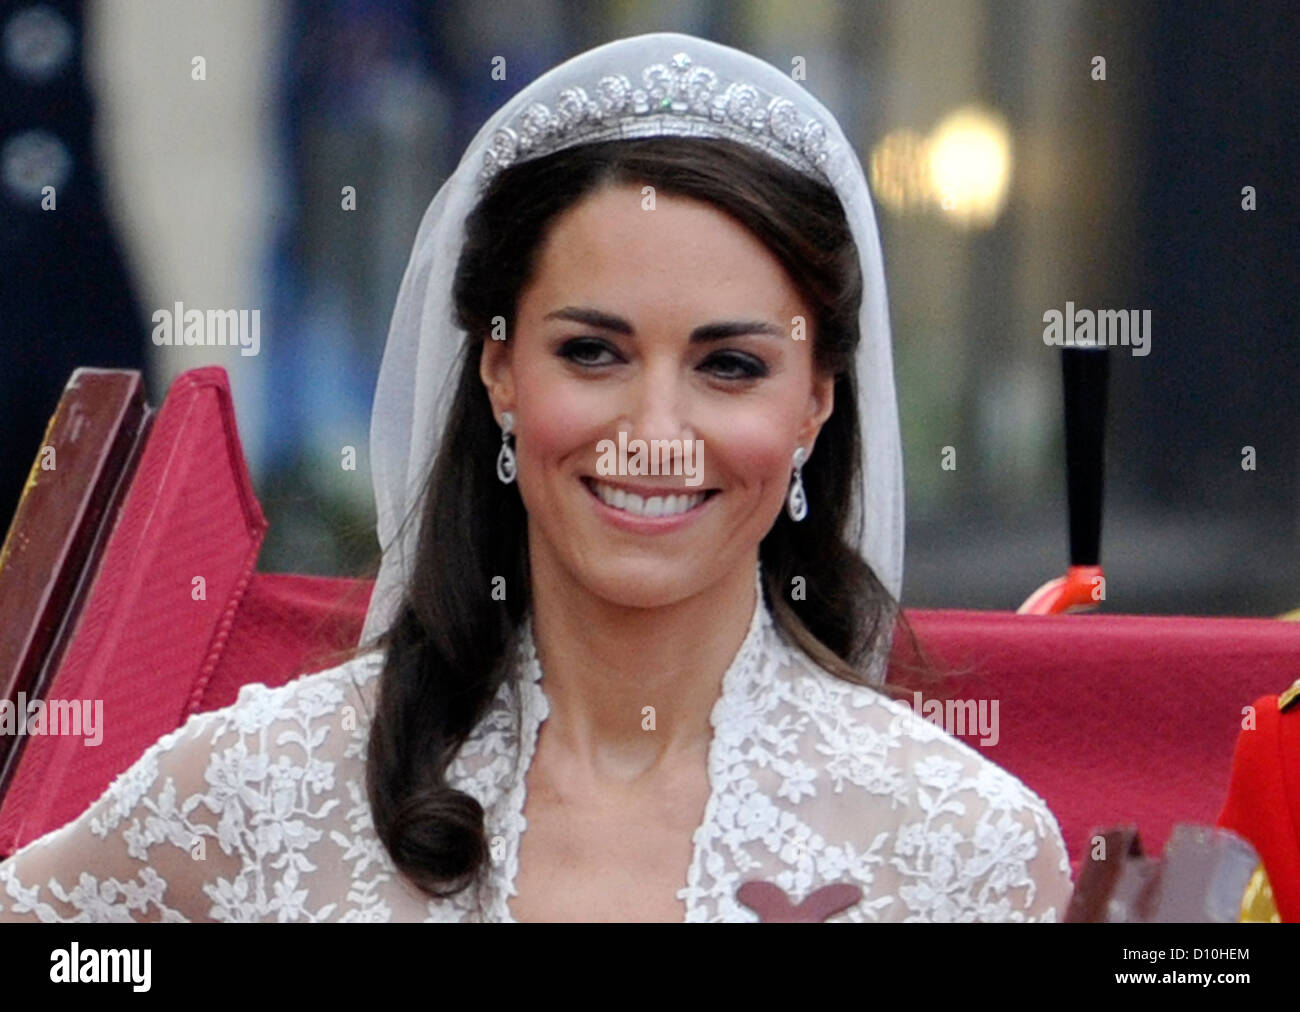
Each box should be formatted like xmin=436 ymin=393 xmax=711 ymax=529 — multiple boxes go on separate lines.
xmin=583 ymin=476 xmax=716 ymax=495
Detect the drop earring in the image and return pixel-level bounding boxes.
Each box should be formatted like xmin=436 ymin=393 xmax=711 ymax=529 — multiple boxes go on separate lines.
xmin=496 ymin=411 xmax=517 ymax=484
xmin=787 ymin=446 xmax=808 ymax=521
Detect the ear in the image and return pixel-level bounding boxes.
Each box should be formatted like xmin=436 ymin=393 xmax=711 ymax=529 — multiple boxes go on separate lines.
xmin=797 ymin=371 xmax=836 ymax=458
xmin=479 ymin=336 xmax=516 ymax=422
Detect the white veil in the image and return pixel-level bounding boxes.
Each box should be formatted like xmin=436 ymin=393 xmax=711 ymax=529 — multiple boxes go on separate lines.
xmin=362 ymin=31 xmax=904 ymax=645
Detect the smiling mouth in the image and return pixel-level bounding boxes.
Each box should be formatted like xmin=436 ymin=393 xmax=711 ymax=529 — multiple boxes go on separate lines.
xmin=581 ymin=477 xmax=718 ymax=519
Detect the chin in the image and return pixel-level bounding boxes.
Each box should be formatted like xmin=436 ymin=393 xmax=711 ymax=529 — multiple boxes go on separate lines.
xmin=571 ymin=552 xmax=713 ymax=611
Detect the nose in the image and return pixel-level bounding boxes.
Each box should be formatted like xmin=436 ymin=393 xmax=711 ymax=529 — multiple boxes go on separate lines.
xmin=619 ymin=357 xmax=694 ymax=444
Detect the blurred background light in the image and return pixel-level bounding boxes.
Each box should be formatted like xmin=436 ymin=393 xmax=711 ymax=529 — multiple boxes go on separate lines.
xmin=869 ymin=104 xmax=1011 ymax=229
xmin=928 ymin=105 xmax=1011 ymax=228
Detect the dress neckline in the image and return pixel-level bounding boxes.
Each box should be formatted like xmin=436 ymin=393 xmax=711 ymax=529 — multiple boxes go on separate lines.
xmin=494 ymin=567 xmax=771 ymax=923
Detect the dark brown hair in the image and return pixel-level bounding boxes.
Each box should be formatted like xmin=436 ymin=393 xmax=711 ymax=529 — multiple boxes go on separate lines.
xmin=365 ymin=136 xmax=910 ymax=901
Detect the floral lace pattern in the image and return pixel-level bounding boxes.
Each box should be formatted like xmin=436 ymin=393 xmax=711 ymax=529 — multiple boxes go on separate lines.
xmin=0 ymin=594 xmax=1073 ymax=922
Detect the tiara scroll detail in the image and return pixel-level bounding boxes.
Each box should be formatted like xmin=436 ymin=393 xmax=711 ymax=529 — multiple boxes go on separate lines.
xmin=478 ymin=51 xmax=841 ymax=190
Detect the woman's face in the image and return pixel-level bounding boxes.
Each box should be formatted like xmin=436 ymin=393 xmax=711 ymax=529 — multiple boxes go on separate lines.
xmin=481 ymin=181 xmax=834 ymax=609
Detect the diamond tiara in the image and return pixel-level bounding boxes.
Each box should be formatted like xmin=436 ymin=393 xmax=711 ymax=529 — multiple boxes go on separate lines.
xmin=477 ymin=51 xmax=841 ymax=191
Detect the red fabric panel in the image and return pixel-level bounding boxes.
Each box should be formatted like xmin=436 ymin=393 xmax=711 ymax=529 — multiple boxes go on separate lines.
xmin=0 ymin=368 xmax=266 ymax=854
xmin=890 ymin=609 xmax=1300 ymax=865
xmin=197 ymin=571 xmax=372 ymax=711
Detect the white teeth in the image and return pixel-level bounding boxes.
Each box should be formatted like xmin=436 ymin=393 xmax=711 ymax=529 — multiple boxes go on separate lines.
xmin=591 ymin=480 xmax=706 ymax=517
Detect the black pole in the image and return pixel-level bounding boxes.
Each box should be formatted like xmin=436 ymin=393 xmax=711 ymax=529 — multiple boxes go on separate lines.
xmin=1062 ymin=346 xmax=1109 ymax=568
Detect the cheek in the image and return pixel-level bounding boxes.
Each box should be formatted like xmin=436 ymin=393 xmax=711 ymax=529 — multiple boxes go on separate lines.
xmin=701 ymin=401 xmax=800 ymax=488
xmin=510 ymin=364 xmax=605 ymax=466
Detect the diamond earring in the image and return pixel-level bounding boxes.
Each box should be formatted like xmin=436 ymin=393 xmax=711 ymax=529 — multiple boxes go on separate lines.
xmin=496 ymin=411 xmax=517 ymax=484
xmin=787 ymin=446 xmax=808 ymax=521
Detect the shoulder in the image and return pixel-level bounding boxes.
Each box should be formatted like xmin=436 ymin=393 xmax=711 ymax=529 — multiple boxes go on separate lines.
xmin=87 ymin=649 xmax=382 ymax=829
xmin=219 ymin=649 xmax=383 ymax=724
xmin=764 ymin=641 xmax=1074 ymax=921
xmin=109 ymin=651 xmax=383 ymax=822
xmin=200 ymin=649 xmax=383 ymax=744
xmin=778 ymin=646 xmax=1058 ymax=823
xmin=0 ymin=651 xmax=389 ymax=923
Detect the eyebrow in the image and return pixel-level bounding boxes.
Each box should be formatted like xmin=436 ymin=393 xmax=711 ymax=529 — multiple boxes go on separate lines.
xmin=544 ymin=306 xmax=787 ymax=342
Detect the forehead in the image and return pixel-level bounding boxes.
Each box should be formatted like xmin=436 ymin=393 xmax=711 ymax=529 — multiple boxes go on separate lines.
xmin=520 ymin=182 xmax=807 ymax=324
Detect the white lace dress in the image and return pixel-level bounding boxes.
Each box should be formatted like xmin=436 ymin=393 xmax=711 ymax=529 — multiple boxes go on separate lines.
xmin=0 ymin=593 xmax=1074 ymax=922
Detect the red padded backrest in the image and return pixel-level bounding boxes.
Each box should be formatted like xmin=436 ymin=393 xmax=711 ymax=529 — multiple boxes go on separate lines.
xmin=0 ymin=366 xmax=371 ymax=856
xmin=893 ymin=610 xmax=1299 ymax=864
xmin=199 ymin=571 xmax=371 ymax=712
xmin=2 ymin=367 xmax=265 ymax=853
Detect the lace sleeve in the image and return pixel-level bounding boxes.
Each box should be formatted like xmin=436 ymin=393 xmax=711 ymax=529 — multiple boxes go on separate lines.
xmin=0 ymin=656 xmax=380 ymax=923
xmin=877 ymin=705 xmax=1076 ymax=922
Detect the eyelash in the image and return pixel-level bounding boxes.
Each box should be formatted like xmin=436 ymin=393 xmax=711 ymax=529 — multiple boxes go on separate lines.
xmin=557 ymin=337 xmax=769 ymax=380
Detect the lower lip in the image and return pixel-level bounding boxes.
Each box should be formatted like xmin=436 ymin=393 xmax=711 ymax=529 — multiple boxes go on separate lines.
xmin=582 ymin=479 xmax=716 ymax=534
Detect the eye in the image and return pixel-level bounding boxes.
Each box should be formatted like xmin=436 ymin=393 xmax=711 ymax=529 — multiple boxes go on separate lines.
xmin=558 ymin=337 xmax=623 ymax=367
xmin=701 ymin=350 xmax=768 ymax=381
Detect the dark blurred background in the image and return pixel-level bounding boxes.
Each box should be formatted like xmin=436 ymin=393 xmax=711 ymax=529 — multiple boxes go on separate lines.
xmin=1 ymin=0 xmax=1297 ymax=615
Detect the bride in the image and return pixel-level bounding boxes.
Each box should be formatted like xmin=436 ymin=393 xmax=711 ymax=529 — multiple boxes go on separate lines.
xmin=0 ymin=32 xmax=1072 ymax=922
